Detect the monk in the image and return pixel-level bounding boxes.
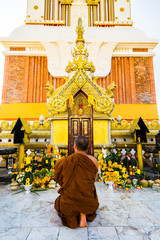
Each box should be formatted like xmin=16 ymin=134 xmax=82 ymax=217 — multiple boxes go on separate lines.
xmin=54 ymin=135 xmax=99 ymax=228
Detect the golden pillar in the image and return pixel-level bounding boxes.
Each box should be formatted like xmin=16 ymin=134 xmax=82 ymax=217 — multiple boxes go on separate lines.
xmin=19 ymin=144 xmax=25 ymax=171
xmin=137 ymin=142 xmax=143 ymax=170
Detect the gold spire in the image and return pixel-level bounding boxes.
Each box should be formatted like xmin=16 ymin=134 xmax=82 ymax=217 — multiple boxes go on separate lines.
xmin=65 ymin=18 xmax=95 ymax=73
xmin=76 ymin=18 xmax=85 ymax=43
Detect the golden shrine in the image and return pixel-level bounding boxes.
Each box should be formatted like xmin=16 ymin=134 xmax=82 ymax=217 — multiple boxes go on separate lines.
xmin=0 ymin=0 xmax=159 ymax=167
xmin=46 ymin=18 xmax=116 ymax=154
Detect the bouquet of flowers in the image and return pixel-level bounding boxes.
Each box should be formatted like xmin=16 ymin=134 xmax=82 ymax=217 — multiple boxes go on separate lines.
xmin=23 ymin=166 xmax=34 ymax=186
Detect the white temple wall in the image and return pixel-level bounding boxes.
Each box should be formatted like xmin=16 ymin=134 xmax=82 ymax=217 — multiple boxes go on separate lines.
xmin=114 ymin=0 xmax=131 ymax=22
xmin=27 ymin=0 xmax=44 ymax=22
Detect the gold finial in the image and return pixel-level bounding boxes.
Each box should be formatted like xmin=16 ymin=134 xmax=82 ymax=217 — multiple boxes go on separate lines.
xmin=65 ymin=18 xmax=95 ymax=74
xmin=76 ymin=18 xmax=85 ymax=43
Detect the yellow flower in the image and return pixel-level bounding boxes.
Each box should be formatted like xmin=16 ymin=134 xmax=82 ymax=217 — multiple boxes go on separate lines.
xmin=113 ymin=162 xmax=118 ymax=168
xmin=25 ymin=168 xmax=29 ymax=172
xmin=118 ymin=165 xmax=122 ymax=169
xmin=51 ymin=162 xmax=54 ymax=167
xmin=98 ymin=154 xmax=103 ymax=161
xmin=136 ymin=169 xmax=141 ymax=175
xmin=123 ymin=174 xmax=127 ymax=179
xmin=126 ymin=188 xmax=129 ymax=191
xmin=108 ymin=161 xmax=112 ymax=167
xmin=25 ymin=178 xmax=30 ymax=186
xmin=46 ymin=160 xmax=48 ymax=164
xmin=100 ymin=160 xmax=104 ymax=165
xmin=21 ymin=164 xmax=24 ymax=169
xmin=13 ymin=163 xmax=17 ymax=169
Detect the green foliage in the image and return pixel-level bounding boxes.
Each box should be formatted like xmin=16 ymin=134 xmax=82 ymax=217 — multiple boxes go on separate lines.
xmin=105 ymin=151 xmax=121 ymax=164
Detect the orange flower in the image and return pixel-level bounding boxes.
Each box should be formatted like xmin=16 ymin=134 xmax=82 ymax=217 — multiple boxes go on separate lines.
xmin=13 ymin=163 xmax=17 ymax=169
xmin=21 ymin=164 xmax=24 ymax=169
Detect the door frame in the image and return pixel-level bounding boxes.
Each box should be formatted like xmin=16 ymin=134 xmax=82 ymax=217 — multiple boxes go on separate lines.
xmin=68 ymin=90 xmax=94 ymax=155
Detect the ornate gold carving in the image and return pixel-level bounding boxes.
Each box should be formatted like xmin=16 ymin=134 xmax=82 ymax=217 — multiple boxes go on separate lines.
xmin=69 ymin=95 xmax=74 ymax=110
xmin=66 ymin=57 xmax=95 ymax=73
xmin=88 ymin=93 xmax=114 ymax=115
xmin=71 ymin=93 xmax=92 ymax=116
xmin=76 ymin=18 xmax=85 ymax=43
xmin=46 ymin=19 xmax=116 ymax=117
xmin=66 ymin=18 xmax=95 ymax=74
xmin=45 ymin=82 xmax=54 ymax=98
xmin=48 ymin=95 xmax=68 ymax=115
xmin=74 ymin=73 xmax=87 ymax=88
xmin=1 ymin=121 xmax=9 ymax=131
xmin=107 ymin=82 xmax=116 ymax=98
xmin=149 ymin=120 xmax=160 ymax=130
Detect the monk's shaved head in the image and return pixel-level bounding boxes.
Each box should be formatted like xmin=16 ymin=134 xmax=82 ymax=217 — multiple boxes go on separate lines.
xmin=75 ymin=135 xmax=89 ymax=151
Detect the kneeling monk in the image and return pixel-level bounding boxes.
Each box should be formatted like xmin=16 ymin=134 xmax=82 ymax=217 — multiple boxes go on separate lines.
xmin=54 ymin=135 xmax=99 ymax=228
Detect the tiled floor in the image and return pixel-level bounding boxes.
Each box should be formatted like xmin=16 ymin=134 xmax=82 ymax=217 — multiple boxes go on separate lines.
xmin=0 ymin=182 xmax=160 ymax=240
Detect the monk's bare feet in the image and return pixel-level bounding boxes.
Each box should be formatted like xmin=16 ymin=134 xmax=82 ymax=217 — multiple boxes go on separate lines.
xmin=79 ymin=213 xmax=88 ymax=228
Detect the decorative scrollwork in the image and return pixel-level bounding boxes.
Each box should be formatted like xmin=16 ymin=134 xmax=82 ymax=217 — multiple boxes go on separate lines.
xmin=48 ymin=95 xmax=68 ymax=115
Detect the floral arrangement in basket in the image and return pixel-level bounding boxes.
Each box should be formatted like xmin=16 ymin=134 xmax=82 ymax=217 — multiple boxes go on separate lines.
xmin=15 ymin=144 xmax=63 ymax=191
xmin=97 ymin=152 xmax=128 ymax=187
xmin=97 ymin=149 xmax=142 ymax=190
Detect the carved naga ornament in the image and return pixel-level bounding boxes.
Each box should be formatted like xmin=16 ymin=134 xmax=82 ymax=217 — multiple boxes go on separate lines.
xmin=45 ymin=18 xmax=116 ymax=116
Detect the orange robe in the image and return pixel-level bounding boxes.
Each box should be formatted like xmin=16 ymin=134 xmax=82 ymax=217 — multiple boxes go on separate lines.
xmin=54 ymin=153 xmax=99 ymax=228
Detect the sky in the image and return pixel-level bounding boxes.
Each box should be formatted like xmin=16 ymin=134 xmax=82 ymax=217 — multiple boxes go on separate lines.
xmin=0 ymin=0 xmax=160 ymax=118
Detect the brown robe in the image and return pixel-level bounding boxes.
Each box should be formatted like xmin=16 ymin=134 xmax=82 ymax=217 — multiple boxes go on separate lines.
xmin=54 ymin=153 xmax=99 ymax=228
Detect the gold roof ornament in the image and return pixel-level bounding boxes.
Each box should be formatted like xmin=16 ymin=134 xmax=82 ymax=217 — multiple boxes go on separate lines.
xmin=46 ymin=18 xmax=116 ymax=117
xmin=66 ymin=18 xmax=95 ymax=74
xmin=76 ymin=18 xmax=85 ymax=44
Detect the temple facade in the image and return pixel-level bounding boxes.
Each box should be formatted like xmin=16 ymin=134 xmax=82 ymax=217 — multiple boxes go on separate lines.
xmin=0 ymin=0 xmax=159 ymax=157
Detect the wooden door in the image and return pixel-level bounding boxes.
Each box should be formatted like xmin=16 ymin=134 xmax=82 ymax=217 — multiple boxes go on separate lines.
xmin=68 ymin=117 xmax=93 ymax=155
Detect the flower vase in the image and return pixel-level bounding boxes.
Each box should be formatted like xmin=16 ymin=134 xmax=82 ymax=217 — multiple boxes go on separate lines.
xmin=24 ymin=184 xmax=32 ymax=194
xmin=107 ymin=181 xmax=114 ymax=191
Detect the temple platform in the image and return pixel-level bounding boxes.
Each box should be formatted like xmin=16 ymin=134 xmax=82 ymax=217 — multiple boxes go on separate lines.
xmin=0 ymin=182 xmax=160 ymax=240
